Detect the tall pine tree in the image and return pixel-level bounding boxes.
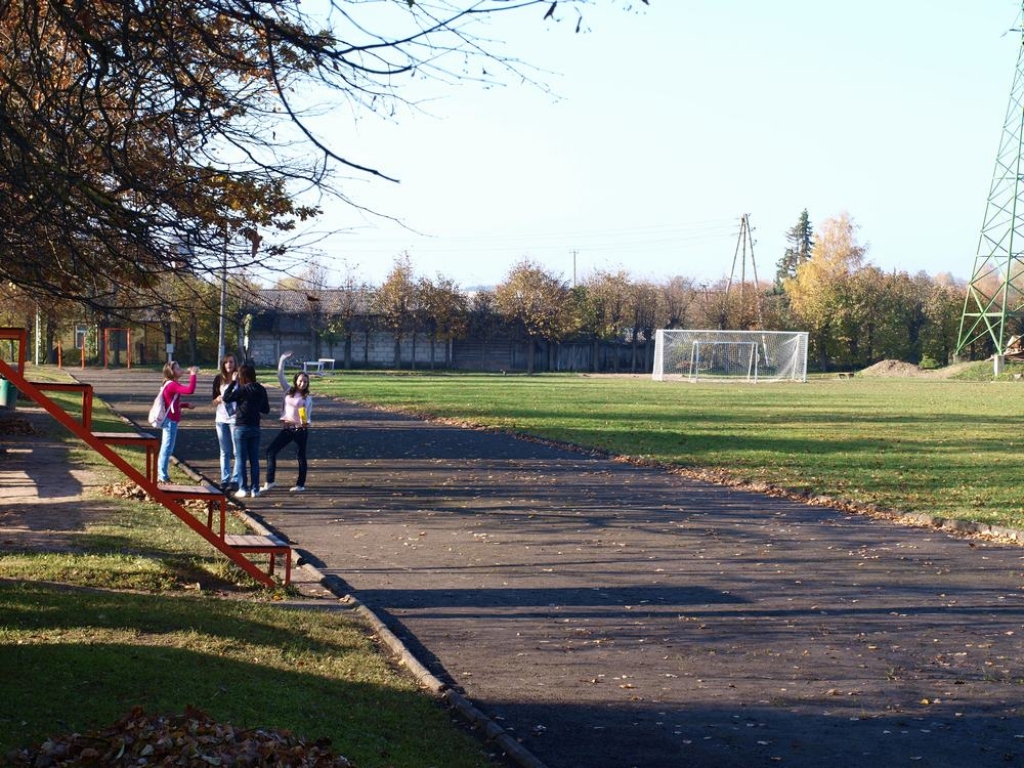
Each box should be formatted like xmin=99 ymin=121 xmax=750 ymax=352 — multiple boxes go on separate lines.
xmin=776 ymin=209 xmax=815 ymax=287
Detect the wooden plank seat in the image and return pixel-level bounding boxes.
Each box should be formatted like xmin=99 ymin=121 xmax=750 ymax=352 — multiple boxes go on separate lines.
xmin=93 ymin=431 xmax=160 ymax=482
xmin=157 ymin=482 xmax=227 ymax=538
xmin=224 ymin=534 xmax=292 ymax=585
xmin=0 ymin=327 xmax=287 ymax=587
xmin=34 ymin=382 xmax=95 ymax=429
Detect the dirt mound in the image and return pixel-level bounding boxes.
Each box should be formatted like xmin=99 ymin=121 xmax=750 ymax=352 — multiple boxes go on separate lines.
xmin=857 ymin=360 xmax=976 ymax=378
xmin=859 ymin=359 xmax=922 ymax=376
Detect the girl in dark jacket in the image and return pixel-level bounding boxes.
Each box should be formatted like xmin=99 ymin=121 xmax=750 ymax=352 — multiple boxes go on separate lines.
xmin=222 ymin=362 xmax=270 ymax=498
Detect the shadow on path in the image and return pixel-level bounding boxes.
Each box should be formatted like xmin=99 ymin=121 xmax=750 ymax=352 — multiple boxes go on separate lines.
xmin=81 ymin=369 xmax=1024 ymax=768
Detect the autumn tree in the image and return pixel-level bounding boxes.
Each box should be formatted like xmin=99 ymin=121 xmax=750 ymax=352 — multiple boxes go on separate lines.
xmin=328 ymin=268 xmax=368 ymax=370
xmin=419 ymin=275 xmax=469 ymax=369
xmin=626 ymin=280 xmax=659 ymax=372
xmin=462 ymin=289 xmax=505 ymax=369
xmin=783 ymin=212 xmax=866 ymax=370
xmin=658 ymin=276 xmax=698 ymax=329
xmin=695 ymin=279 xmax=742 ymax=330
xmin=828 ymin=266 xmax=884 ymax=369
xmin=582 ymin=270 xmax=631 ymax=372
xmin=874 ymin=270 xmax=928 ymax=365
xmin=494 ymin=260 xmax=574 ymax=373
xmin=0 ymin=1 xmax=646 ymax=317
xmin=921 ymin=275 xmax=966 ymax=367
xmin=372 ymin=255 xmax=419 ymax=368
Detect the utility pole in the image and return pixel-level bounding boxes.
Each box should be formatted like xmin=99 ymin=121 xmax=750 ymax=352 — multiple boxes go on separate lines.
xmin=571 ymin=249 xmax=578 ymax=287
xmin=725 ymin=214 xmax=763 ymax=329
xmin=956 ymin=3 xmax=1024 ymax=371
xmin=217 ymin=229 xmax=227 ymax=364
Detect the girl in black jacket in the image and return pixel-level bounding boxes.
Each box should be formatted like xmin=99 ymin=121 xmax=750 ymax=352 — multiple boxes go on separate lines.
xmin=222 ymin=362 xmax=270 ymax=498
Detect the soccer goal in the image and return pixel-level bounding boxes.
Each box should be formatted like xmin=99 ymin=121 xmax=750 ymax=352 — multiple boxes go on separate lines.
xmin=652 ymin=329 xmax=808 ymax=383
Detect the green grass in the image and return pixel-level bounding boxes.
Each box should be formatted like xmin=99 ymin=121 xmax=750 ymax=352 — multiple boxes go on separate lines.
xmin=0 ymin=372 xmax=500 ymax=767
xmin=316 ymin=365 xmax=1024 ymax=530
xmin=0 ymin=582 xmax=495 ymax=767
xmin=2 ymin=376 xmax=251 ymax=591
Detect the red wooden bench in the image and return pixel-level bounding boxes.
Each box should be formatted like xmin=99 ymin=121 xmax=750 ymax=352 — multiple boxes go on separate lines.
xmin=93 ymin=431 xmax=160 ymax=483
xmin=158 ymin=482 xmax=229 ymax=538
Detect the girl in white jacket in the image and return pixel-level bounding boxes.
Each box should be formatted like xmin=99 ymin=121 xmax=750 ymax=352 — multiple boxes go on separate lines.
xmin=260 ymin=351 xmax=313 ymax=492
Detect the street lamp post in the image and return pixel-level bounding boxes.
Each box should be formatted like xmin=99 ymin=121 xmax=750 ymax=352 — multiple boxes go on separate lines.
xmin=217 ymin=228 xmax=227 ymax=364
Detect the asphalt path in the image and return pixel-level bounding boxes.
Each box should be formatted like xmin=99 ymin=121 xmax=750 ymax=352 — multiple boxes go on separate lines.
xmin=80 ymin=368 xmax=1024 ymax=768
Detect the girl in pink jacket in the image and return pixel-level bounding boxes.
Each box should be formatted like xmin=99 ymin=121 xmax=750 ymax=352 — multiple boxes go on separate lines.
xmin=156 ymin=360 xmax=198 ymax=483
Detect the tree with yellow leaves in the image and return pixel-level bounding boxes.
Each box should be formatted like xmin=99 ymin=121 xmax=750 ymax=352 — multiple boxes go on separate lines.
xmin=783 ymin=212 xmax=867 ymax=370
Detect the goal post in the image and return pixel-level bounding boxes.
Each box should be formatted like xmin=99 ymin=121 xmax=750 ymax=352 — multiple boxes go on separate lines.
xmin=652 ymin=329 xmax=808 ymax=383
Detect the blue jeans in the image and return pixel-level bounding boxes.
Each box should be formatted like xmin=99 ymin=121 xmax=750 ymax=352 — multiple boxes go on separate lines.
xmin=215 ymin=422 xmax=235 ymax=484
xmin=232 ymin=424 xmax=261 ymax=491
xmin=157 ymin=420 xmax=178 ymax=482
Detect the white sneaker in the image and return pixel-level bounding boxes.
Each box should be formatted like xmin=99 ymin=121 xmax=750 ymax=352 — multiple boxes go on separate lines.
xmin=251 ymin=489 xmax=261 ymax=498
xmin=259 ymin=482 xmax=276 ymax=493
xmin=234 ymin=488 xmax=248 ymax=499
xmin=289 ymin=485 xmax=305 ymax=492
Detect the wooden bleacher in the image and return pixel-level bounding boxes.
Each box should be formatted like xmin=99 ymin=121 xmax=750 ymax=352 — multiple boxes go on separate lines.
xmin=0 ymin=327 xmax=291 ymax=586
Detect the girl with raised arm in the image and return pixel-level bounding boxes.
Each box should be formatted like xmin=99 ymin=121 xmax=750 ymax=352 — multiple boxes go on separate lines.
xmin=156 ymin=361 xmax=199 ymax=484
xmin=260 ymin=351 xmax=312 ymax=493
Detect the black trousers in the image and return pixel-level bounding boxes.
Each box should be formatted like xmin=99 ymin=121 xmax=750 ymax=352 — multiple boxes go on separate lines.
xmin=265 ymin=427 xmax=308 ymax=486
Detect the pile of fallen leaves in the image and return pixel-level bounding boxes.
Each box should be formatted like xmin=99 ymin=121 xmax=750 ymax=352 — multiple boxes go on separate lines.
xmin=100 ymin=482 xmax=214 ymax=514
xmin=101 ymin=480 xmax=151 ymax=501
xmin=6 ymin=706 xmax=355 ymax=767
xmin=0 ymin=415 xmax=35 ymax=435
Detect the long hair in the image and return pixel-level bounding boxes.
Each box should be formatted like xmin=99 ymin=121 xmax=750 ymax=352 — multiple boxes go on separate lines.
xmin=162 ymin=361 xmax=177 ymax=381
xmin=238 ymin=362 xmax=256 ymax=386
xmin=288 ymin=372 xmax=310 ymax=398
xmin=218 ymin=354 xmax=237 ymax=383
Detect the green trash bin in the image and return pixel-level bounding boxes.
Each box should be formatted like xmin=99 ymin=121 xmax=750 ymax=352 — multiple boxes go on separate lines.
xmin=0 ymin=377 xmax=17 ymax=409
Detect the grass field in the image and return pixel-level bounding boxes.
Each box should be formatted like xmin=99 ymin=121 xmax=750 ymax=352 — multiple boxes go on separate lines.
xmin=316 ymin=367 xmax=1024 ymax=531
xmin=0 ymin=581 xmax=496 ymax=767
xmin=4 ymin=361 xmax=1022 ymax=765
xmin=0 ymin=381 xmax=500 ymax=768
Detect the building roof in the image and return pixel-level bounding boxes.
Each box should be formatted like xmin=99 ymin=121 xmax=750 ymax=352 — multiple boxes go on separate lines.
xmin=246 ymin=288 xmax=371 ymax=316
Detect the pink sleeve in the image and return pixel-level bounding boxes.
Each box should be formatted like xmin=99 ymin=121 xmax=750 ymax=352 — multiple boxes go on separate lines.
xmin=165 ymin=375 xmax=197 ymax=398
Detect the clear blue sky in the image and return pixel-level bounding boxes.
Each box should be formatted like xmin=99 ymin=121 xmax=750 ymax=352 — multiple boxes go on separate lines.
xmin=299 ymin=1 xmax=1022 ymax=290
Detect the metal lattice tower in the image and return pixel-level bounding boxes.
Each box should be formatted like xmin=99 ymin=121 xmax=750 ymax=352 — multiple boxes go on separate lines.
xmin=956 ymin=8 xmax=1024 ymax=360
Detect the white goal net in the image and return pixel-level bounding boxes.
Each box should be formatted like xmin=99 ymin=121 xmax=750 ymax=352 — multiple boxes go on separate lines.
xmin=652 ymin=329 xmax=808 ymax=383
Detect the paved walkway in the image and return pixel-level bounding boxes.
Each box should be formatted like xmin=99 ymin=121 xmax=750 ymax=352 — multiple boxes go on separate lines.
xmin=77 ymin=369 xmax=1024 ymax=768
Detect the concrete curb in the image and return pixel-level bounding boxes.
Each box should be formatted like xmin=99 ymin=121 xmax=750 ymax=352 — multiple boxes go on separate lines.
xmin=173 ymin=457 xmax=550 ymax=768
xmin=323 ymin=580 xmax=551 ymax=768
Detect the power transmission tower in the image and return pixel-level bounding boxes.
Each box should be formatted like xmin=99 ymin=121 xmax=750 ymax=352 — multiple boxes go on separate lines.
xmin=725 ymin=213 xmax=764 ymax=328
xmin=956 ymin=7 xmax=1024 ymax=365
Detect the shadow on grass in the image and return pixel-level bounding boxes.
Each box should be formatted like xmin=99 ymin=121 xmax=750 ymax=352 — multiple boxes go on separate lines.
xmin=0 ymin=582 xmax=494 ymax=768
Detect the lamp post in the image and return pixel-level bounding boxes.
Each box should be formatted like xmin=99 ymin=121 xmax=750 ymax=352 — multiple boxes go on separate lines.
xmin=217 ymin=228 xmax=227 ymax=364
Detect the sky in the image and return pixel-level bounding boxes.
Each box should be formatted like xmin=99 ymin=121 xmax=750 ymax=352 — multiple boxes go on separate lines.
xmin=290 ymin=1 xmax=1023 ymax=291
